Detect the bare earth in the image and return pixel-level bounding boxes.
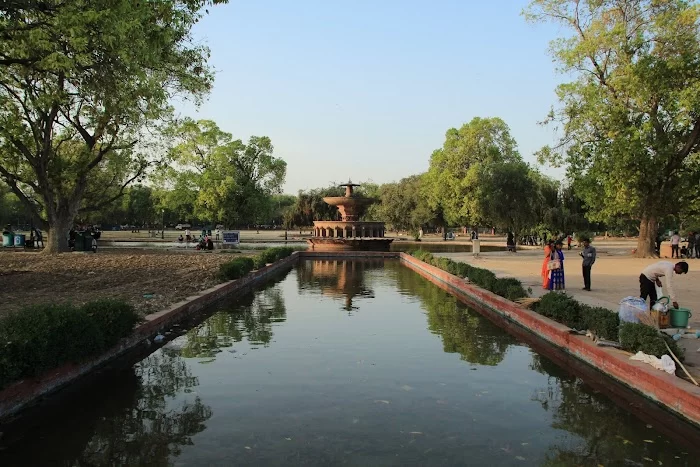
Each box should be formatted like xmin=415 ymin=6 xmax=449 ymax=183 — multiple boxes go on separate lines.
xmin=0 ymin=249 xmax=248 ymax=317
xmin=436 ymin=237 xmax=700 ymax=379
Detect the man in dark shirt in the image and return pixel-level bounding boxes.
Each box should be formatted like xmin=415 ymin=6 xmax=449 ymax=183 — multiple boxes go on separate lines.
xmin=580 ymin=238 xmax=597 ymax=291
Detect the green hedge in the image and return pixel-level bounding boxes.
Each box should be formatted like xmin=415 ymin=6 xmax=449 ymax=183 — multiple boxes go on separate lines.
xmin=409 ymin=250 xmax=527 ymax=301
xmin=531 ymin=293 xmax=620 ymax=340
xmin=619 ymin=322 xmax=684 ymax=360
xmin=0 ymin=301 xmax=141 ymax=390
xmin=219 ymin=247 xmax=297 ymax=281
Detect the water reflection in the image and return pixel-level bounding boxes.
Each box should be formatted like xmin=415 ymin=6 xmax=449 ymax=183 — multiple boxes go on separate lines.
xmin=296 ymin=259 xmax=383 ymax=312
xmin=179 ymin=284 xmax=287 ymax=358
xmin=391 ymin=263 xmax=517 ymax=366
xmin=530 ymin=354 xmax=697 ymax=466
xmin=0 ymin=350 xmax=211 ymax=466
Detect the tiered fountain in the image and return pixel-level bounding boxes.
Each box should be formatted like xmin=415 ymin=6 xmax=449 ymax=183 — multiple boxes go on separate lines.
xmin=306 ymin=181 xmax=393 ymax=251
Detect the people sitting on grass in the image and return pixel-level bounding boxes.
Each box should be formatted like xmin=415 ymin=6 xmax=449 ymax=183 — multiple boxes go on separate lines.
xmin=178 ymin=234 xmax=184 ymax=243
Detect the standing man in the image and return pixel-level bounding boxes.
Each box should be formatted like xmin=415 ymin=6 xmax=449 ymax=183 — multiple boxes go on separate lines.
xmin=639 ymin=261 xmax=688 ymax=309
xmin=695 ymin=231 xmax=700 ymax=259
xmin=671 ymin=231 xmax=681 ymax=258
xmin=580 ymin=238 xmax=596 ymax=291
xmin=688 ymin=232 xmax=696 ymax=259
xmin=567 ymin=234 xmax=572 ymax=251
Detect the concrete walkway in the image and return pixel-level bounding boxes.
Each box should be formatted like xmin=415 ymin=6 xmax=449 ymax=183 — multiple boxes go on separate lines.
xmin=437 ymin=241 xmax=700 ymax=380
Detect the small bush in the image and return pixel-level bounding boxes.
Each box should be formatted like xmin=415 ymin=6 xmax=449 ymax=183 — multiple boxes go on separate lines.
xmin=82 ymin=300 xmax=141 ymax=347
xmin=619 ymin=322 xmax=684 ymax=361
xmin=534 ymin=292 xmax=586 ymax=330
xmin=254 ymin=247 xmax=296 ymax=269
xmin=219 ymin=256 xmax=255 ymax=281
xmin=581 ymin=305 xmax=620 ymax=341
xmin=0 ymin=300 xmax=140 ymax=390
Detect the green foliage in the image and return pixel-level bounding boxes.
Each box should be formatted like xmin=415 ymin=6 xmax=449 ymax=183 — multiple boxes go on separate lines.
xmin=424 ymin=117 xmax=521 ymax=226
xmin=219 ymin=247 xmax=296 ymax=281
xmin=533 ymin=293 xmax=621 ymax=340
xmin=0 ymin=1 xmax=225 ymax=251
xmin=82 ymin=299 xmax=142 ymax=347
xmin=619 ymin=323 xmax=684 ymax=361
xmin=0 ymin=300 xmax=140 ymax=390
xmin=526 ymin=0 xmax=700 ymax=256
xmin=409 ymin=250 xmax=527 ymax=301
xmin=378 ymin=174 xmax=436 ymax=231
xmin=218 ymin=257 xmax=255 ymax=281
xmin=254 ymin=247 xmax=296 ymax=268
xmin=162 ymin=119 xmax=287 ymax=227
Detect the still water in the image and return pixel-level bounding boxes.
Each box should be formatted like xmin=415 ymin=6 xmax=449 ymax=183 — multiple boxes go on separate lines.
xmin=2 ymin=260 xmax=700 ymax=466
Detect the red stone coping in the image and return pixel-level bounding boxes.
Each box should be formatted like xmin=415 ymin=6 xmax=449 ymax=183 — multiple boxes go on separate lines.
xmin=399 ymin=252 xmax=700 ymax=428
xmin=0 ymin=252 xmax=301 ymax=421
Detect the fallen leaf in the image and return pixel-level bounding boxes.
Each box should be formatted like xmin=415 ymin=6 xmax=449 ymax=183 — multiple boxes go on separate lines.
xmin=622 ymin=439 xmax=633 ymax=445
xmin=285 ymin=438 xmax=292 ymax=441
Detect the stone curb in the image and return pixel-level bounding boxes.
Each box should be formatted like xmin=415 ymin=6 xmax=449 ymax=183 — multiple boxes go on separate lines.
xmin=399 ymin=253 xmax=700 ymax=428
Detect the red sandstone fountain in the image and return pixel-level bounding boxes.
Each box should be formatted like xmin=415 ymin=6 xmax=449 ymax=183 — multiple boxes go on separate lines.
xmin=306 ymin=181 xmax=393 ymax=251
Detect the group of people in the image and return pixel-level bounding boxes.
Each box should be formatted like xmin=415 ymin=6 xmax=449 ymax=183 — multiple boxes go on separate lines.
xmin=540 ymin=235 xmax=690 ymax=310
xmin=668 ymin=231 xmax=700 ymax=259
xmin=178 ymin=228 xmax=214 ymax=250
xmin=540 ymin=237 xmax=597 ymax=292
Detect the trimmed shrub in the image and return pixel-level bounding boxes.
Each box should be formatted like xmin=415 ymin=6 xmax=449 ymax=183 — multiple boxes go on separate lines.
xmin=581 ymin=305 xmax=620 ymax=341
xmin=619 ymin=322 xmax=684 ymax=361
xmin=219 ymin=256 xmax=255 ymax=281
xmin=82 ymin=300 xmax=141 ymax=347
xmin=409 ymin=250 xmax=528 ymax=302
xmin=533 ymin=292 xmax=586 ymax=330
xmin=254 ymin=247 xmax=296 ymax=269
xmin=0 ymin=300 xmax=140 ymax=390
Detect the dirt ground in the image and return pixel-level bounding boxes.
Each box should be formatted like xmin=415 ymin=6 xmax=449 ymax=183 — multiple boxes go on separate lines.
xmin=0 ymin=249 xmax=250 ymax=317
xmin=437 ymin=238 xmax=700 ymax=379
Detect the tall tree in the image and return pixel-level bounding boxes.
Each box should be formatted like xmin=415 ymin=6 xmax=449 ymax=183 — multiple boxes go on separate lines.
xmin=525 ymin=0 xmax=700 ymax=257
xmin=480 ymin=162 xmax=540 ymax=248
xmin=425 ymin=117 xmax=521 ymax=227
xmin=0 ymin=0 xmax=226 ymax=252
xmin=379 ymin=175 xmax=435 ymax=233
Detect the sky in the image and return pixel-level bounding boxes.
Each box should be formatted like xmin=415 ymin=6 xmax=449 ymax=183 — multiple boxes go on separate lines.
xmin=175 ymin=0 xmax=567 ymax=194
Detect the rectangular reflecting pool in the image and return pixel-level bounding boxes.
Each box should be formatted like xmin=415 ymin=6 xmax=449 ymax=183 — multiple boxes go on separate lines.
xmin=2 ymin=259 xmax=700 ymax=466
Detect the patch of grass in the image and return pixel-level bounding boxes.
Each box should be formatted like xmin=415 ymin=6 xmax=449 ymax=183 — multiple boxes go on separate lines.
xmin=619 ymin=322 xmax=684 ymax=360
xmin=0 ymin=301 xmax=141 ymax=390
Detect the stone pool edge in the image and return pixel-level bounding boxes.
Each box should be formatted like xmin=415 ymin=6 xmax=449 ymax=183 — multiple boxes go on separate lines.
xmin=399 ymin=252 xmax=700 ymax=428
xmin=0 ymin=252 xmax=300 ymax=422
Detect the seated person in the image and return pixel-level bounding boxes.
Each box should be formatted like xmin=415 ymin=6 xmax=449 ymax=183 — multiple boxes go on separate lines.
xmin=178 ymin=234 xmax=184 ymax=243
xmin=681 ymin=245 xmax=689 ymax=258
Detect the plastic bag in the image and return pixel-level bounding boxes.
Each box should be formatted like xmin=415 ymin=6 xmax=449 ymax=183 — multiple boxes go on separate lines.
xmin=619 ymin=296 xmax=648 ymax=324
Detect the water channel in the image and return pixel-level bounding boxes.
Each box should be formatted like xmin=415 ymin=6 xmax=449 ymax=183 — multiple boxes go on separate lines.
xmin=2 ymin=259 xmax=700 ymax=466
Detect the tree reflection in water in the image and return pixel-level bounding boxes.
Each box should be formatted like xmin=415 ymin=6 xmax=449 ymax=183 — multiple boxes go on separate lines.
xmin=181 ymin=284 xmax=287 ymax=358
xmin=530 ymin=354 xmax=695 ymax=466
xmin=0 ymin=349 xmax=212 ymax=466
xmin=390 ymin=263 xmax=516 ymax=366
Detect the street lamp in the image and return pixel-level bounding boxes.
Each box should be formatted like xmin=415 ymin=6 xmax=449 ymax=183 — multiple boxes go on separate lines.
xmin=161 ymin=209 xmax=165 ymax=240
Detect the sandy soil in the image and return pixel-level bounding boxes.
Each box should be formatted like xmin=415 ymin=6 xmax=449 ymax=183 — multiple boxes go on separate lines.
xmin=437 ymin=238 xmax=700 ymax=378
xmin=0 ymin=249 xmax=251 ymax=317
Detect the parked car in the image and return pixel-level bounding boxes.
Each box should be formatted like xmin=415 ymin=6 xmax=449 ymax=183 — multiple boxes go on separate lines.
xmin=175 ymin=223 xmax=191 ymax=230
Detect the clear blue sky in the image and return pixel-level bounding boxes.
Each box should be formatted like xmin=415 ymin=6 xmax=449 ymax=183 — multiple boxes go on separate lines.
xmin=176 ymin=0 xmax=565 ymax=194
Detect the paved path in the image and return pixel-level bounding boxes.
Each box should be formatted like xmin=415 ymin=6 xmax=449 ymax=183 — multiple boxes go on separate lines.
xmin=437 ymin=241 xmax=700 ymax=379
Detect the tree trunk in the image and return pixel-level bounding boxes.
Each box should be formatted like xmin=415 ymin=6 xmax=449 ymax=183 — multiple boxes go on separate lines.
xmin=43 ymin=215 xmax=73 ymax=254
xmin=635 ymin=215 xmax=657 ymax=258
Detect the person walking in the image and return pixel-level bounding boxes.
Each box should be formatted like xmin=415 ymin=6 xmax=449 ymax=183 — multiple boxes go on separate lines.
xmin=695 ymin=232 xmax=700 ymax=259
xmin=580 ymin=238 xmax=596 ymax=291
xmin=639 ymin=261 xmax=688 ymax=309
xmin=548 ymin=241 xmax=566 ymax=291
xmin=688 ymin=232 xmax=696 ymax=259
xmin=671 ymin=231 xmax=681 ymax=258
xmin=567 ymin=235 xmax=572 ymax=250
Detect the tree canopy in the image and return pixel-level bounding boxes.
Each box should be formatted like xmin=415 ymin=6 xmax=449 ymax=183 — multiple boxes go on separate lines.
xmin=0 ymin=0 xmax=225 ymax=252
xmin=526 ymin=0 xmax=700 ymax=256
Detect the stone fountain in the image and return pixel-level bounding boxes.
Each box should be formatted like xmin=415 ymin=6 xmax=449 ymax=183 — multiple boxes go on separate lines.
xmin=306 ymin=181 xmax=393 ymax=251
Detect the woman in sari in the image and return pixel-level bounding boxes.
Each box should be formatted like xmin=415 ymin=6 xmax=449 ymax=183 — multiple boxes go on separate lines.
xmin=541 ymin=240 xmax=554 ymax=289
xmin=548 ymin=242 xmax=566 ymax=291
